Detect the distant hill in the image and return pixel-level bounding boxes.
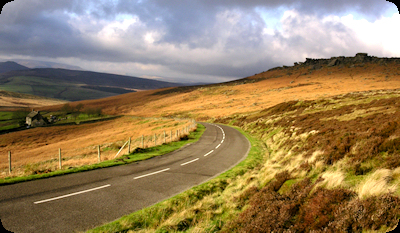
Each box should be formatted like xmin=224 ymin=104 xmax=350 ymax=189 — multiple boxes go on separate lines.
xmin=0 ymin=68 xmax=182 ymax=101
xmin=12 ymin=59 xmax=83 ymax=70
xmin=0 ymin=61 xmax=30 ymax=73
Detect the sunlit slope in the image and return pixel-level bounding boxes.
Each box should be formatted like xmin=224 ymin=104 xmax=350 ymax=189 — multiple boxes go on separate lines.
xmin=42 ymin=61 xmax=400 ymax=120
xmin=0 ymin=90 xmax=67 ymax=109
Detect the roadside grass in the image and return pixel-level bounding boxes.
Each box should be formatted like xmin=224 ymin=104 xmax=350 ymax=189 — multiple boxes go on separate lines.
xmin=86 ymin=126 xmax=266 ymax=233
xmin=0 ymin=124 xmax=205 ymax=186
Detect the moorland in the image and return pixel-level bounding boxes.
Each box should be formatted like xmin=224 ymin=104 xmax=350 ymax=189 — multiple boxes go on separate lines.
xmin=2 ymin=53 xmax=400 ymax=232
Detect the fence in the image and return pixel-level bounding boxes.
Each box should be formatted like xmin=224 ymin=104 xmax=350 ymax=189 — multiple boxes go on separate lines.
xmin=2 ymin=118 xmax=197 ymax=178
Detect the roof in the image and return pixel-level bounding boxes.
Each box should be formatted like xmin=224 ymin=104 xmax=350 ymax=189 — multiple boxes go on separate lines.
xmin=27 ymin=111 xmax=40 ymax=118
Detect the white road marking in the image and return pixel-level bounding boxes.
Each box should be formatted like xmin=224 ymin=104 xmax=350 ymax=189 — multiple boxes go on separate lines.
xmin=181 ymin=158 xmax=199 ymax=166
xmin=216 ymin=144 xmax=221 ymax=149
xmin=134 ymin=168 xmax=170 ymax=180
xmin=34 ymin=184 xmax=111 ymax=204
xmin=204 ymin=150 xmax=214 ymax=157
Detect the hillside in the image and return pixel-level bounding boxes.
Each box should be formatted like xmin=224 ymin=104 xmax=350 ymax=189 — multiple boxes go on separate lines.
xmin=21 ymin=54 xmax=400 ymax=231
xmin=0 ymin=68 xmax=182 ymax=101
xmin=54 ymin=53 xmax=400 ymax=119
xmin=0 ymin=61 xmax=29 ymax=73
xmin=0 ymin=90 xmax=67 ymax=109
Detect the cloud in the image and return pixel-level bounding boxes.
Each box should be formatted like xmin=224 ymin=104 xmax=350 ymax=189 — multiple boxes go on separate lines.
xmin=0 ymin=0 xmax=398 ymax=82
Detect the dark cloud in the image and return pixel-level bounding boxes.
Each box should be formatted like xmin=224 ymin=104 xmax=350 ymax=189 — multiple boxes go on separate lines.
xmin=0 ymin=0 xmax=396 ymax=82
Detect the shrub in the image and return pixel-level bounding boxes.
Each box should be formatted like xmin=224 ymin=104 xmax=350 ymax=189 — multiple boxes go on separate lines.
xmin=224 ymin=177 xmax=400 ymax=232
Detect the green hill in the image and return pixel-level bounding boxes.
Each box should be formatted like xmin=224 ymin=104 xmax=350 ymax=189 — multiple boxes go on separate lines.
xmin=0 ymin=68 xmax=182 ymax=101
xmin=0 ymin=61 xmax=29 ymax=73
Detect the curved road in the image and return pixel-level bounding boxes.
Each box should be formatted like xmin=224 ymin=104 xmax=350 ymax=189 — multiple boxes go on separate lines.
xmin=0 ymin=123 xmax=250 ymax=233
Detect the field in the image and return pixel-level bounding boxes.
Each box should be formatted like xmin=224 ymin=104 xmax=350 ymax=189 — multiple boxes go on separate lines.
xmin=0 ymin=111 xmax=28 ymax=131
xmin=0 ymin=116 xmax=194 ymax=179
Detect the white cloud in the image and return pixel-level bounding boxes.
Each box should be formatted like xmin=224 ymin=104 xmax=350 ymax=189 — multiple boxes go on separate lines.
xmin=340 ymin=13 xmax=400 ymax=56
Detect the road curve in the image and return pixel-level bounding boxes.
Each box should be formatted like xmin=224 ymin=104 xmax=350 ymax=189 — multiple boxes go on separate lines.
xmin=0 ymin=123 xmax=250 ymax=233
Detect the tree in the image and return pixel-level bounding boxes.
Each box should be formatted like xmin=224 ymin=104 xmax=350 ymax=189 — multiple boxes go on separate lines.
xmin=61 ymin=103 xmax=74 ymax=113
xmin=75 ymin=103 xmax=84 ymax=112
xmin=84 ymin=107 xmax=102 ymax=117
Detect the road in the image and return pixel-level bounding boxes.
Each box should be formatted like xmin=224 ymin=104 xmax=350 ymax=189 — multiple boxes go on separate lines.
xmin=0 ymin=123 xmax=250 ymax=233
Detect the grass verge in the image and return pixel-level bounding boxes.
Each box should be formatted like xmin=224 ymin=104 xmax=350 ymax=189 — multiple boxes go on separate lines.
xmin=0 ymin=124 xmax=205 ymax=186
xmin=86 ymin=126 xmax=265 ymax=233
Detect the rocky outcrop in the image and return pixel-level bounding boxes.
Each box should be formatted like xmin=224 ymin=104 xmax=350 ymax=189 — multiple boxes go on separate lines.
xmin=268 ymin=53 xmax=400 ymax=71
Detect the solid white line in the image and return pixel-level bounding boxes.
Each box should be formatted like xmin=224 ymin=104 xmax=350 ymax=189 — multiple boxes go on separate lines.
xmin=34 ymin=184 xmax=111 ymax=204
xmin=216 ymin=144 xmax=221 ymax=149
xmin=134 ymin=168 xmax=170 ymax=180
xmin=204 ymin=150 xmax=214 ymax=157
xmin=181 ymin=158 xmax=199 ymax=166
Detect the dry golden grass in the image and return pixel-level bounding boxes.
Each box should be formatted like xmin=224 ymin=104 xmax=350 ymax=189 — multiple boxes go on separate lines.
xmin=0 ymin=90 xmax=67 ymax=109
xmin=320 ymin=170 xmax=346 ymax=189
xmin=356 ymin=169 xmax=398 ymax=199
xmin=0 ymin=117 xmax=193 ymax=178
xmin=39 ymin=62 xmax=400 ymax=121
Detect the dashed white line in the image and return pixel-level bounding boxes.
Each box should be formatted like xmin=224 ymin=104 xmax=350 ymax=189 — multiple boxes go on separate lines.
xmin=181 ymin=158 xmax=199 ymax=166
xmin=134 ymin=168 xmax=170 ymax=180
xmin=34 ymin=184 xmax=111 ymax=204
xmin=33 ymin=124 xmax=227 ymax=206
xmin=204 ymin=150 xmax=214 ymax=157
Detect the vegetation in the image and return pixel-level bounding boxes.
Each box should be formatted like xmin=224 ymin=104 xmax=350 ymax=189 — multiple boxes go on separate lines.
xmin=0 ymin=110 xmax=29 ymax=131
xmin=217 ymin=90 xmax=400 ymax=232
xmin=0 ymin=124 xmax=205 ymax=185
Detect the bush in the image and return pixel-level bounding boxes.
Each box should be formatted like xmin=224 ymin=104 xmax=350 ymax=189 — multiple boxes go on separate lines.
xmin=224 ymin=177 xmax=400 ymax=232
xmin=84 ymin=107 xmax=102 ymax=117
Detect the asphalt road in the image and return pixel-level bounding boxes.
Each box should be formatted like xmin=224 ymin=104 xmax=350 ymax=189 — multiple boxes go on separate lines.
xmin=0 ymin=122 xmax=250 ymax=233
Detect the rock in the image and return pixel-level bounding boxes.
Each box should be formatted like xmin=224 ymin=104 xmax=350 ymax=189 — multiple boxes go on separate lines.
xmin=327 ymin=58 xmax=339 ymax=67
xmin=264 ymin=53 xmax=400 ymax=72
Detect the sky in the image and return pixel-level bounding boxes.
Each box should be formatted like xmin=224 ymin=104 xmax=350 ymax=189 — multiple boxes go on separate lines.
xmin=0 ymin=0 xmax=399 ymax=84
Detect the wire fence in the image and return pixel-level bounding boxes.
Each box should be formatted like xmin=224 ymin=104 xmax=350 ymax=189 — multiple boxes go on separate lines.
xmin=1 ymin=118 xmax=197 ymax=179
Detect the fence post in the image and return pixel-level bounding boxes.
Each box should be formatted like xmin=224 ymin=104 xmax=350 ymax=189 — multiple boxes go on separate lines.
xmin=141 ymin=135 xmax=144 ymax=148
xmin=98 ymin=145 xmax=101 ymax=163
xmin=128 ymin=137 xmax=131 ymax=154
xmin=8 ymin=151 xmax=11 ymax=174
xmin=59 ymin=148 xmax=62 ymax=169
